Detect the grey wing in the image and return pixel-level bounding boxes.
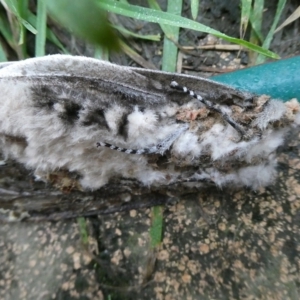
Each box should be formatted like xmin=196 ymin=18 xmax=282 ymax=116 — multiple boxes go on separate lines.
xmin=131 ymin=66 xmax=255 ymax=107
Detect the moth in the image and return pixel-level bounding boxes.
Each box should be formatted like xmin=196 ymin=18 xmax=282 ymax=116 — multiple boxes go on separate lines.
xmin=0 ymin=55 xmax=299 ymax=193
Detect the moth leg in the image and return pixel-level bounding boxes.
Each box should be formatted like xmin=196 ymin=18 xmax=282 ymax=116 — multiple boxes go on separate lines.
xmin=170 ymin=81 xmax=247 ymax=138
xmin=97 ymin=123 xmax=189 ymax=155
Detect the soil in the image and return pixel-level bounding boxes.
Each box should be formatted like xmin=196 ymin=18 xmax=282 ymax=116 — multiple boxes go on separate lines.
xmin=0 ymin=0 xmax=300 ymax=299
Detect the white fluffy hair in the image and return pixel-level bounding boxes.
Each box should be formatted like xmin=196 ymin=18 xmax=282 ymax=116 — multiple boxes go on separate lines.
xmin=0 ymin=55 xmax=299 ymax=190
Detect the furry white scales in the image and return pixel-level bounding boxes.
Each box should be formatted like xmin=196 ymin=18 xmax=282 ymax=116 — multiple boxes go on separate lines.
xmin=0 ymin=55 xmax=299 ymax=190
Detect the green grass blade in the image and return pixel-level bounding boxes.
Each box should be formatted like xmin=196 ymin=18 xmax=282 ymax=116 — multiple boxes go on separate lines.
xmin=26 ymin=12 xmax=69 ymax=53
xmin=262 ymin=0 xmax=286 ymax=49
xmin=0 ymin=42 xmax=8 ymax=61
xmin=77 ymin=217 xmax=89 ymax=245
xmin=35 ymin=0 xmax=47 ymax=56
xmin=44 ymin=29 xmax=68 ymax=53
xmin=248 ymin=0 xmax=264 ymax=64
xmin=191 ymin=0 xmax=199 ymax=20
xmin=249 ymin=0 xmax=264 ymax=43
xmin=240 ymin=0 xmax=252 ymax=39
xmin=112 ymin=24 xmax=160 ymax=41
xmin=163 ymin=0 xmax=182 ymax=72
xmin=18 ymin=17 xmax=37 ymax=34
xmin=149 ymin=206 xmax=164 ymax=248
xmin=94 ymin=46 xmax=109 ymax=60
xmin=17 ymin=0 xmax=28 ymax=58
xmin=119 ymin=39 xmax=156 ymax=69
xmin=97 ymin=0 xmax=279 ymax=59
xmin=256 ymin=0 xmax=286 ymax=64
xmin=148 ymin=0 xmax=182 ymax=72
xmin=147 ymin=0 xmax=174 ymax=36
xmin=2 ymin=0 xmax=37 ymax=34
xmin=275 ymin=5 xmax=300 ymax=33
xmin=0 ymin=10 xmax=14 ymax=48
xmin=1 ymin=0 xmax=30 ymax=58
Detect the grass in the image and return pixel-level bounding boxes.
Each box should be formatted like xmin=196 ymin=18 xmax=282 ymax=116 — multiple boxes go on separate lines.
xmin=0 ymin=0 xmax=66 ymax=59
xmin=243 ymin=0 xmax=287 ymax=65
xmin=255 ymin=0 xmax=287 ymax=64
xmin=98 ymin=0 xmax=279 ymax=59
xmin=77 ymin=217 xmax=89 ymax=245
xmin=149 ymin=205 xmax=164 ymax=248
xmin=35 ymin=0 xmax=47 ymax=56
xmin=148 ymin=0 xmax=182 ymax=72
xmin=0 ymin=0 xmax=295 ymax=62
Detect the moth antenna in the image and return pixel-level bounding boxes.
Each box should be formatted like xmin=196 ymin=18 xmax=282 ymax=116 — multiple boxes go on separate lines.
xmin=97 ymin=123 xmax=189 ymax=155
xmin=170 ymin=81 xmax=247 ymax=138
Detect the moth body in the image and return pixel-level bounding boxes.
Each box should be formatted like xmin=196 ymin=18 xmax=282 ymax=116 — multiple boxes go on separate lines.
xmin=0 ymin=55 xmax=298 ymax=190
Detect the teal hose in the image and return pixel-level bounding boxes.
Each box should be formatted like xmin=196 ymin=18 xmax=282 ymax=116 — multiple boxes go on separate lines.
xmin=211 ymin=56 xmax=300 ymax=102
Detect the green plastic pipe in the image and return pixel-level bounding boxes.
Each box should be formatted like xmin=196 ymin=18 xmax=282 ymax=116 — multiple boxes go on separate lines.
xmin=212 ymin=56 xmax=300 ymax=102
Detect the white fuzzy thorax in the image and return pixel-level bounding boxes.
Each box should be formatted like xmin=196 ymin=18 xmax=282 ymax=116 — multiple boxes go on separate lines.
xmin=0 ymin=55 xmax=299 ymax=190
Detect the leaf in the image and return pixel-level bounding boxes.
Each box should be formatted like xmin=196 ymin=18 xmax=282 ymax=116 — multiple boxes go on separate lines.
xmin=26 ymin=11 xmax=69 ymax=53
xmin=256 ymin=0 xmax=286 ymax=64
xmin=112 ymin=24 xmax=160 ymax=41
xmin=35 ymin=0 xmax=47 ymax=56
xmin=1 ymin=0 xmax=37 ymax=34
xmin=77 ymin=217 xmax=89 ymax=245
xmin=275 ymin=5 xmax=300 ymax=33
xmin=147 ymin=0 xmax=174 ymax=37
xmin=161 ymin=0 xmax=182 ymax=72
xmin=191 ymin=0 xmax=199 ymax=20
xmin=0 ymin=42 xmax=8 ymax=62
xmin=249 ymin=0 xmax=264 ymax=43
xmin=149 ymin=206 xmax=164 ymax=248
xmin=148 ymin=0 xmax=182 ymax=72
xmin=240 ymin=0 xmax=252 ymax=39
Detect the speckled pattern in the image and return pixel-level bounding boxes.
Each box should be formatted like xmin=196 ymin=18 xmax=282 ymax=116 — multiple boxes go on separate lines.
xmin=0 ymin=130 xmax=299 ymax=299
xmin=0 ymin=221 xmax=103 ymax=299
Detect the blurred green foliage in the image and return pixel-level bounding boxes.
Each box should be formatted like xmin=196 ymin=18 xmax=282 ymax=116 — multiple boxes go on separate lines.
xmin=47 ymin=0 xmax=120 ymax=51
xmin=0 ymin=0 xmax=284 ymax=62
